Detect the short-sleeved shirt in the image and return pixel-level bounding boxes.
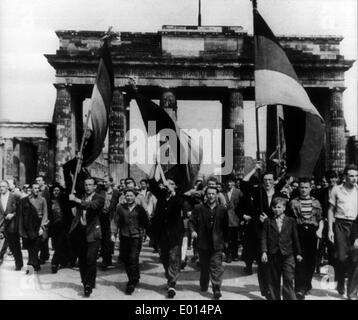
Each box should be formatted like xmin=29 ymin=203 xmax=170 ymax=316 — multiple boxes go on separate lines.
xmin=329 ymin=184 xmax=358 ymax=221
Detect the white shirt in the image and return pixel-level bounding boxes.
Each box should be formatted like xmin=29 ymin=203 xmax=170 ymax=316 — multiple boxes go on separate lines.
xmin=266 ymin=188 xmax=275 ymax=207
xmin=227 ymin=189 xmax=233 ymax=201
xmin=80 ymin=192 xmax=95 ymax=226
xmin=329 ymin=184 xmax=358 ymax=221
xmin=0 ymin=192 xmax=10 ymax=211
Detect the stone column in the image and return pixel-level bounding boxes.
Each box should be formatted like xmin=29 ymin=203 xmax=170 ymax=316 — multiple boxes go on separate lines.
xmin=108 ymin=87 xmax=128 ymax=183
xmin=36 ymin=139 xmax=49 ymax=178
xmin=328 ymin=87 xmax=346 ymax=172
xmin=52 ymin=83 xmax=75 ymax=185
xmin=222 ymin=90 xmax=245 ymax=176
xmin=4 ymin=139 xmax=14 ymax=180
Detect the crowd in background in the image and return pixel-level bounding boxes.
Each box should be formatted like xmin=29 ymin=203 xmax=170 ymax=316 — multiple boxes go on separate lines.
xmin=0 ymin=162 xmax=357 ymax=300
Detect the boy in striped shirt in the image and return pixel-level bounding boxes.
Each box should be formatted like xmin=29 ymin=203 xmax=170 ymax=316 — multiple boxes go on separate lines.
xmin=288 ymin=177 xmax=324 ymax=300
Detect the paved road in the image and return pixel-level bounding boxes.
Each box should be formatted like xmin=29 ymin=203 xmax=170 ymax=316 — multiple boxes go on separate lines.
xmin=0 ymin=241 xmax=345 ymax=300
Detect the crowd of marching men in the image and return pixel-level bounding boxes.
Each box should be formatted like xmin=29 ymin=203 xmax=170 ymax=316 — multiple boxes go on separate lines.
xmin=0 ymin=162 xmax=357 ymax=300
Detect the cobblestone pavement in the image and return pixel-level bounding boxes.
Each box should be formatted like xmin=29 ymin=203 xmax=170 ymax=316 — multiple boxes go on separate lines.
xmin=0 ymin=241 xmax=345 ymax=300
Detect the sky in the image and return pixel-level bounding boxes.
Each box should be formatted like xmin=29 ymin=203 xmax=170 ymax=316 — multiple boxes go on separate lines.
xmin=0 ymin=0 xmax=357 ymax=135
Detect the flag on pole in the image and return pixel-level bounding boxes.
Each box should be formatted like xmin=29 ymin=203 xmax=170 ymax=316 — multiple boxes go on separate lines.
xmin=63 ymin=39 xmax=114 ymax=194
xmin=129 ymin=91 xmax=202 ymax=192
xmin=253 ymin=9 xmax=325 ymax=177
xmin=82 ymin=40 xmax=114 ymax=166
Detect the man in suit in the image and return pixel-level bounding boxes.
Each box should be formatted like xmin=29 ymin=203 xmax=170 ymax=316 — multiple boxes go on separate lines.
xmin=69 ymin=177 xmax=105 ymax=297
xmin=261 ymin=197 xmax=303 ymax=300
xmin=100 ymin=176 xmax=120 ymax=270
xmin=189 ymin=186 xmax=228 ymax=300
xmin=223 ymin=175 xmax=243 ymax=263
xmin=149 ymin=166 xmax=184 ymax=299
xmin=241 ymin=166 xmax=283 ymax=296
xmin=0 ymin=180 xmax=23 ymax=270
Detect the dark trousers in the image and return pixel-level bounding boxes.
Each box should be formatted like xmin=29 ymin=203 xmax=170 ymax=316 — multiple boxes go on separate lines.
xmin=0 ymin=237 xmax=8 ymax=259
xmin=257 ymin=260 xmax=270 ymax=296
xmin=51 ymin=223 xmax=69 ymax=267
xmin=267 ymin=253 xmax=296 ymax=300
xmin=317 ymin=220 xmax=335 ymax=267
xmin=348 ymin=250 xmax=358 ymax=299
xmin=198 ymin=249 xmax=224 ymax=290
xmin=71 ymin=226 xmax=100 ymax=288
xmin=242 ymin=221 xmax=258 ymax=267
xmin=100 ymin=213 xmax=113 ymax=266
xmin=120 ymin=236 xmax=142 ymax=283
xmin=159 ymin=241 xmax=181 ymax=288
xmin=26 ymin=237 xmax=42 ymax=268
xmin=39 ymin=237 xmax=50 ymax=261
xmin=333 ymin=219 xmax=354 ymax=289
xmin=5 ymin=232 xmax=23 ymax=268
xmin=295 ymin=225 xmax=318 ymax=293
xmin=226 ymin=227 xmax=239 ymax=258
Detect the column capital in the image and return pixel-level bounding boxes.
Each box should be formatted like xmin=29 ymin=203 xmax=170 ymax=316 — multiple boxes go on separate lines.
xmin=53 ymin=83 xmax=72 ymax=90
xmin=329 ymin=87 xmax=346 ymax=93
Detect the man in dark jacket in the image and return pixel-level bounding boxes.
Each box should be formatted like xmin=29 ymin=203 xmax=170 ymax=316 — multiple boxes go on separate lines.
xmin=100 ymin=176 xmax=120 ymax=270
xmin=69 ymin=177 xmax=105 ymax=297
xmin=189 ymin=186 xmax=228 ymax=300
xmin=241 ymin=167 xmax=284 ymax=297
xmin=111 ymin=188 xmax=149 ymax=295
xmin=0 ymin=180 xmax=23 ymax=270
xmin=19 ymin=183 xmax=49 ymax=272
xmin=148 ymin=165 xmax=184 ymax=299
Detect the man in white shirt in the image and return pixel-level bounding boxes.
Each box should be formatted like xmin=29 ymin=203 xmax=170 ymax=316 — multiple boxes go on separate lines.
xmin=328 ymin=164 xmax=358 ymax=295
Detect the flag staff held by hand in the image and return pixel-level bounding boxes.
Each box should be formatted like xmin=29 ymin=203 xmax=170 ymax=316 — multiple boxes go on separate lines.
xmin=252 ymin=0 xmax=264 ymax=214
xmin=71 ymin=109 xmax=92 ymax=195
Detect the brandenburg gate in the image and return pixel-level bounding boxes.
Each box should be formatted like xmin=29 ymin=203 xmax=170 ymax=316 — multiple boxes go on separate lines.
xmin=46 ymin=25 xmax=354 ymax=184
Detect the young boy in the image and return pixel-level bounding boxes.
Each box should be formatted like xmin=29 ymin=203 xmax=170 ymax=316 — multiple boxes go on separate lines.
xmin=261 ymin=197 xmax=303 ymax=300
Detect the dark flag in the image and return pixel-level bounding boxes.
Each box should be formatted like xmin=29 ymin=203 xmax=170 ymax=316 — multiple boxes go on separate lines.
xmin=129 ymin=91 xmax=202 ymax=192
xmin=254 ymin=9 xmax=325 ymax=177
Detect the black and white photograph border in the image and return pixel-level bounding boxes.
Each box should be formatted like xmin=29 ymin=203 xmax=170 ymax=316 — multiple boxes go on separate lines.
xmin=0 ymin=0 xmax=357 ymax=302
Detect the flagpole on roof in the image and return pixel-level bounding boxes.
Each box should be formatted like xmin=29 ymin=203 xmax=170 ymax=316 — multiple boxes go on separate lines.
xmin=251 ymin=0 xmax=264 ymax=214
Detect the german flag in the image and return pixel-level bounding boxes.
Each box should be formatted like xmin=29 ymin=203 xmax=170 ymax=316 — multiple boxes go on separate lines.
xmin=254 ymin=9 xmax=325 ymax=177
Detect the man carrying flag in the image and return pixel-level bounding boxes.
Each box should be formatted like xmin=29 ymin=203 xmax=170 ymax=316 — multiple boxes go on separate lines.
xmin=67 ymin=31 xmax=114 ymax=297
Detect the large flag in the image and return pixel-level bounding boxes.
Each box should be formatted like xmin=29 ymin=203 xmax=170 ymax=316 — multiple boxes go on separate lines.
xmin=254 ymin=9 xmax=325 ymax=177
xmin=62 ymin=39 xmax=113 ymax=193
xmin=82 ymin=40 xmax=114 ymax=166
xmin=129 ymin=91 xmax=202 ymax=192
